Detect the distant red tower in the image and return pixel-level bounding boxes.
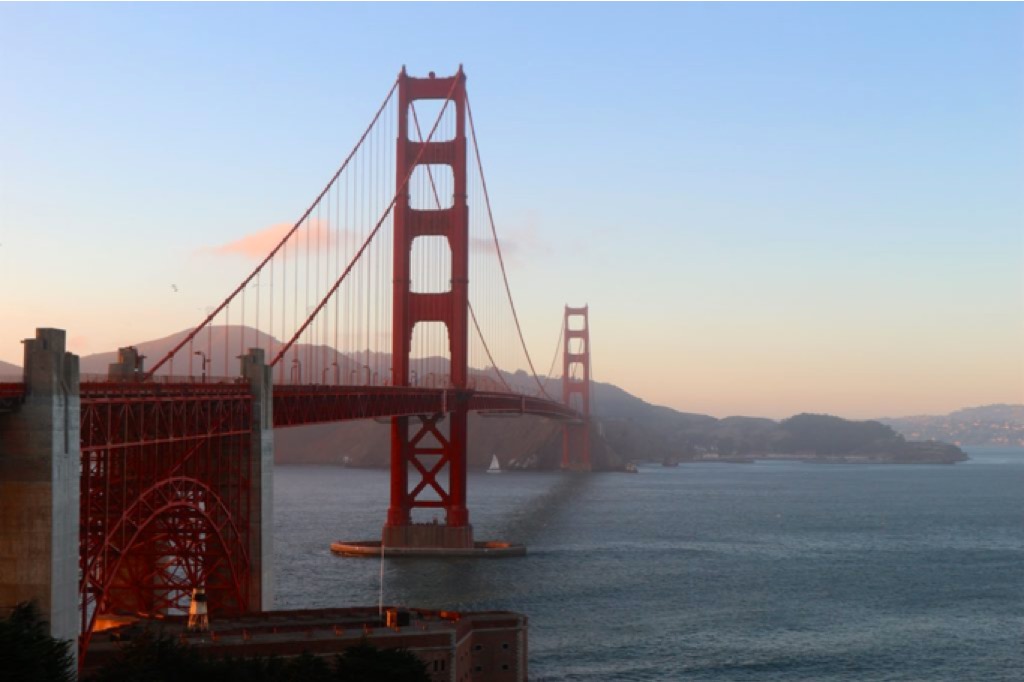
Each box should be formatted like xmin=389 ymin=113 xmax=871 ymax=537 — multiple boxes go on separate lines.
xmin=562 ymin=305 xmax=591 ymax=470
xmin=385 ymin=67 xmax=473 ymax=548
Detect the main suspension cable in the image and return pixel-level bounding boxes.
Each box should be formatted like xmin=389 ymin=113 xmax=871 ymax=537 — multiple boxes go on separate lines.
xmin=466 ymin=92 xmax=554 ymax=400
xmin=270 ymin=76 xmax=460 ymax=367
xmin=145 ymin=76 xmax=401 ymax=379
xmin=410 ymin=103 xmax=511 ymax=393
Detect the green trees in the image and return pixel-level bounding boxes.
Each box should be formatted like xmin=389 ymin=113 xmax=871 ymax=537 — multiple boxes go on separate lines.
xmin=0 ymin=601 xmax=75 ymax=682
xmin=334 ymin=641 xmax=432 ymax=681
xmin=779 ymin=413 xmax=904 ymax=455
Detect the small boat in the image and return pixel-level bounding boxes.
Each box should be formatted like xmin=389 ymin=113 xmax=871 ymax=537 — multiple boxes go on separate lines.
xmin=487 ymin=454 xmax=502 ymax=474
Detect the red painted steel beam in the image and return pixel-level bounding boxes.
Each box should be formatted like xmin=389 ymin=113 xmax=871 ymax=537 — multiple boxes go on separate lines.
xmin=0 ymin=382 xmax=24 ymax=412
xmin=389 ymin=67 xmax=472 ymax=532
xmin=272 ymin=385 xmax=579 ymax=428
xmin=78 ymin=380 xmax=254 ymax=667
xmin=81 ymin=381 xmax=251 ymax=401
xmin=0 ymin=382 xmax=24 ymax=398
xmin=79 ymin=381 xmax=579 ymax=428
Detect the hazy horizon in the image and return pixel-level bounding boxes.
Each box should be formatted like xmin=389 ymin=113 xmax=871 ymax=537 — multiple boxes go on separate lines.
xmin=0 ymin=321 xmax=1019 ymax=424
xmin=2 ymin=3 xmax=1021 ymax=420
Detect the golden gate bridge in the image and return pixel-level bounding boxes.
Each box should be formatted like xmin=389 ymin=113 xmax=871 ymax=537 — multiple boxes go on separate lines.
xmin=0 ymin=67 xmax=593 ymax=665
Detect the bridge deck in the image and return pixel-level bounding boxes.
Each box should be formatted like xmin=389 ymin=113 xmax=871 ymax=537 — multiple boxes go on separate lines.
xmin=68 ymin=381 xmax=576 ymax=424
xmin=0 ymin=382 xmax=25 ymax=412
xmin=2 ymin=380 xmax=577 ymax=423
xmin=273 ymin=384 xmax=577 ymax=425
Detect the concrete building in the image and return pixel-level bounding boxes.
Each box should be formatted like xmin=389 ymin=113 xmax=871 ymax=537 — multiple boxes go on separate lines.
xmin=84 ymin=606 xmax=529 ymax=682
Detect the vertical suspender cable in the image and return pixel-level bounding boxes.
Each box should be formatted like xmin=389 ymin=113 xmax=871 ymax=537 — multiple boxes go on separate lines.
xmin=466 ymin=93 xmax=553 ymax=400
xmin=144 ymin=77 xmax=399 ymax=379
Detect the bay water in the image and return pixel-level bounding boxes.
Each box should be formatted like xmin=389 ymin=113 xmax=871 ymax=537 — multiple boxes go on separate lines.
xmin=274 ymin=447 xmax=1023 ymax=680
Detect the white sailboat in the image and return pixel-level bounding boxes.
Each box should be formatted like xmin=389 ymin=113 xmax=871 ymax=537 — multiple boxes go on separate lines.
xmin=487 ymin=454 xmax=502 ymax=474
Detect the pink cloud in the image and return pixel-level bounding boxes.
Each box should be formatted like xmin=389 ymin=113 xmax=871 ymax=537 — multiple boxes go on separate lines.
xmin=205 ymin=219 xmax=340 ymax=260
xmin=67 ymin=335 xmax=91 ymax=354
xmin=470 ymin=235 xmax=499 ymax=255
xmin=206 ymin=215 xmax=546 ymax=269
xmin=471 ymin=218 xmax=543 ymax=268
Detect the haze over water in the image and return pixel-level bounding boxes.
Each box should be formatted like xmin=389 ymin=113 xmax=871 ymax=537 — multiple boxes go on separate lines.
xmin=275 ymin=447 xmax=1023 ymax=681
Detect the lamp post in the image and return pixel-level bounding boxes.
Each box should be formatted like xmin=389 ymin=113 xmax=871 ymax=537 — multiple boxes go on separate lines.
xmin=332 ymin=361 xmax=340 ymax=386
xmin=194 ymin=351 xmax=209 ymax=383
xmin=291 ymin=358 xmax=302 ymax=384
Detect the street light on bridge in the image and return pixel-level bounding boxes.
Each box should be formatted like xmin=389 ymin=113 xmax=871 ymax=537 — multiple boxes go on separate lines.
xmin=193 ymin=351 xmax=209 ymax=384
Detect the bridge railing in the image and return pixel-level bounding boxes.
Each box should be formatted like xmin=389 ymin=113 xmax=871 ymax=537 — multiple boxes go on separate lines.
xmin=0 ymin=382 xmax=25 ymax=411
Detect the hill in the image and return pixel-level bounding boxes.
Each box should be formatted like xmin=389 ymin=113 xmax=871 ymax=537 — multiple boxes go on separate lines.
xmin=0 ymin=359 xmax=20 ymax=379
xmin=7 ymin=325 xmax=971 ymax=467
xmin=880 ymin=404 xmax=1024 ymax=447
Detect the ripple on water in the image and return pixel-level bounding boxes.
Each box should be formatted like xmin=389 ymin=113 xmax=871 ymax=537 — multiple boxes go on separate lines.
xmin=274 ymin=448 xmax=1024 ymax=680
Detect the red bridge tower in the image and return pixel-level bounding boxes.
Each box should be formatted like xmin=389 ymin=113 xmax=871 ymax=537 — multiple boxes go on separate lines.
xmin=385 ymin=67 xmax=473 ymax=549
xmin=562 ymin=305 xmax=592 ymax=471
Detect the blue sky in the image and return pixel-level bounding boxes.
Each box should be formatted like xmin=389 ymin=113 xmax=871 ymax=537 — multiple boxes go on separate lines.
xmin=1 ymin=3 xmax=1021 ymax=418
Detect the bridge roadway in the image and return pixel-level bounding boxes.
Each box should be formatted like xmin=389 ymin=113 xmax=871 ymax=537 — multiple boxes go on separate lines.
xmin=0 ymin=380 xmax=580 ymax=425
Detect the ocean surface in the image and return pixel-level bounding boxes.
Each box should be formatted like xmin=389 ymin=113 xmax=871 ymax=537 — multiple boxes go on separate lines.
xmin=274 ymin=447 xmax=1024 ymax=681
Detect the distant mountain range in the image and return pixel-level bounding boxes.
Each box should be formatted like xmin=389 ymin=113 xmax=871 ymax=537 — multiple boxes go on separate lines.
xmin=879 ymin=404 xmax=1024 ymax=447
xmin=584 ymin=385 xmax=968 ymax=466
xmin=0 ymin=358 xmax=19 ymax=378
xmin=3 ymin=326 xmax=1005 ymax=465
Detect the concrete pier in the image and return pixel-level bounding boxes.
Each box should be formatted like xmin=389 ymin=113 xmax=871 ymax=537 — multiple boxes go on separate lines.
xmin=0 ymin=329 xmax=80 ymax=663
xmin=107 ymin=346 xmax=145 ymax=381
xmin=330 ymin=539 xmax=526 ymax=558
xmin=241 ymin=348 xmax=274 ymax=610
xmin=382 ymin=522 xmax=475 ymax=550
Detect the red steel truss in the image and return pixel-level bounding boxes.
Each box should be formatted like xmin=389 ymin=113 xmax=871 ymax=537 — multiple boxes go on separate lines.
xmin=274 ymin=385 xmax=577 ymax=426
xmin=562 ymin=306 xmax=592 ymax=470
xmin=72 ymin=377 xmax=572 ymax=662
xmin=0 ymin=382 xmax=24 ymax=412
xmin=78 ymin=381 xmax=253 ymax=656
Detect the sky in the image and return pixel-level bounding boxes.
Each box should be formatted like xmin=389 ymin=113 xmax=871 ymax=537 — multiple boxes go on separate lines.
xmin=1 ymin=3 xmax=1022 ymax=420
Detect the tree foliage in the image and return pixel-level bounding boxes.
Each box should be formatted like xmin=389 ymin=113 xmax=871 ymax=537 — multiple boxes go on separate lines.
xmin=334 ymin=641 xmax=431 ymax=682
xmin=0 ymin=601 xmax=75 ymax=682
xmin=779 ymin=413 xmax=903 ymax=455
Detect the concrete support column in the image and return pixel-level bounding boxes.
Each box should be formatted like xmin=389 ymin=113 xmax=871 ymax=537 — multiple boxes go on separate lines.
xmin=0 ymin=328 xmax=80 ymax=663
xmin=240 ymin=349 xmax=273 ymax=610
xmin=107 ymin=346 xmax=145 ymax=381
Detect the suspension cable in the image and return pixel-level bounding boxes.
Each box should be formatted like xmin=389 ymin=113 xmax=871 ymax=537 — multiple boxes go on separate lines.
xmin=544 ymin=314 xmax=564 ymax=383
xmin=469 ymin=302 xmax=511 ymax=391
xmin=270 ymin=76 xmax=460 ymax=367
xmin=410 ymin=104 xmax=511 ymax=393
xmin=145 ymin=76 xmax=401 ymax=380
xmin=466 ymin=92 xmax=554 ymax=400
